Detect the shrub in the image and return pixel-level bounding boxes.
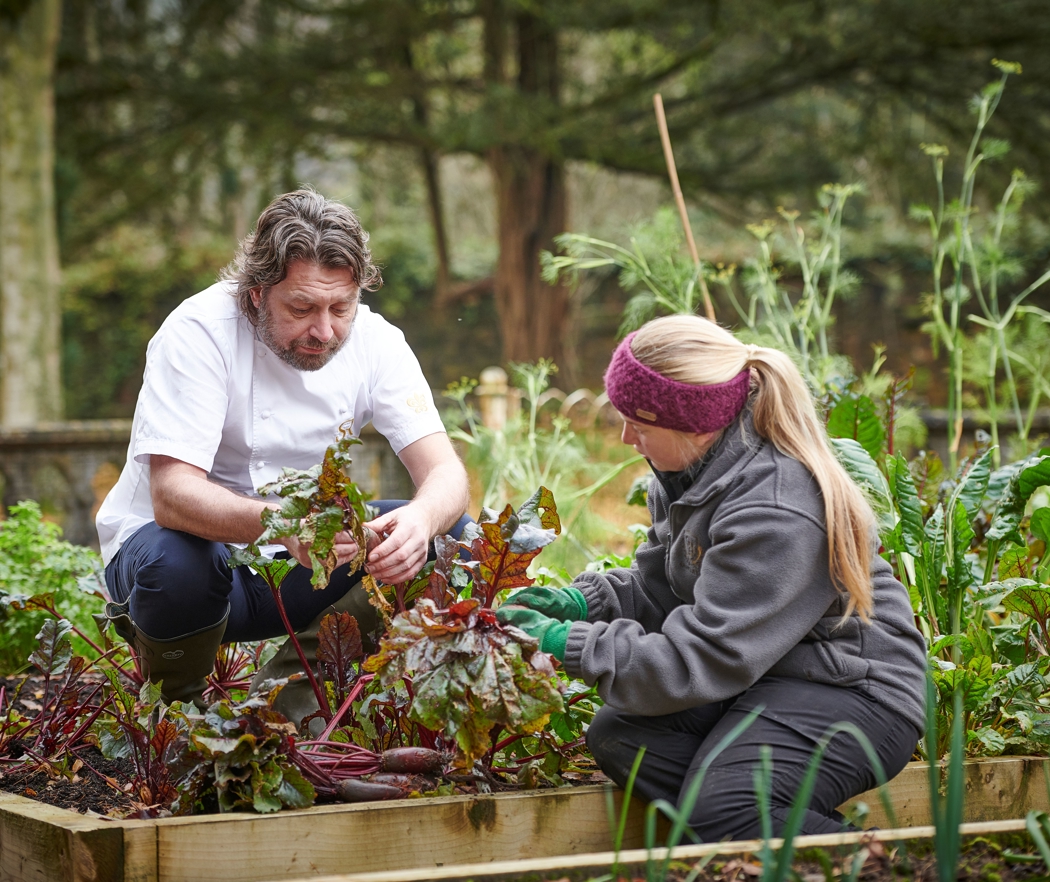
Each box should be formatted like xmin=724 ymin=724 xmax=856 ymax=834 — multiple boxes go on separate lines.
xmin=0 ymin=501 xmax=106 ymax=673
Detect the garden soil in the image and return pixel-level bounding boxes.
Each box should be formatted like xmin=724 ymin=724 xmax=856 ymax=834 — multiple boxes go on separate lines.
xmin=0 ymin=673 xmax=142 ymax=816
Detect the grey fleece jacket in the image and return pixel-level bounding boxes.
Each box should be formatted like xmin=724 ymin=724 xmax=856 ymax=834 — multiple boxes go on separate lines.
xmin=563 ymin=410 xmax=928 ymax=731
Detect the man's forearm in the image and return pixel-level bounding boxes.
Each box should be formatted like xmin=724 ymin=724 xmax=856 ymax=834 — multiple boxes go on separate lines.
xmin=408 ymin=458 xmax=471 ymax=537
xmin=151 ymin=456 xmax=269 ymax=543
xmin=396 ymin=433 xmax=471 ymax=537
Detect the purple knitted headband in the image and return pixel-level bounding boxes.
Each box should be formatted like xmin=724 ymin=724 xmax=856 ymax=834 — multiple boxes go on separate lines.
xmin=604 ymin=332 xmax=751 ymax=434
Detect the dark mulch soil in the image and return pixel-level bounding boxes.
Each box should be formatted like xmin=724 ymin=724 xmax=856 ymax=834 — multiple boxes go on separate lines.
xmin=0 ymin=743 xmax=138 ymax=816
xmin=1 ymin=673 xmax=142 ymax=817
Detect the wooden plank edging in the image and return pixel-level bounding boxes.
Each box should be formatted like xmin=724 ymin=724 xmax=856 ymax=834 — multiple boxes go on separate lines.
xmin=293 ymin=820 xmax=1034 ymax=882
xmin=0 ymin=792 xmax=125 ymax=882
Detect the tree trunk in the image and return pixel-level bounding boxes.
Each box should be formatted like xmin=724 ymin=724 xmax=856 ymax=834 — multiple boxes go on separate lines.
xmin=485 ymin=7 xmax=571 ymax=380
xmin=0 ymin=0 xmax=63 ymax=428
xmin=421 ymin=147 xmax=452 ymax=302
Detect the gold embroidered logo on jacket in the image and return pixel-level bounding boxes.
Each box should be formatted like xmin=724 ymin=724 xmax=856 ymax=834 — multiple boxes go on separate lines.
xmin=683 ymin=535 xmax=704 ymax=571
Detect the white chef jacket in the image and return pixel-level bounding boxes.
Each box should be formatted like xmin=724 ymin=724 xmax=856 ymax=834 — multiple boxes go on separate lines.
xmin=96 ymin=281 xmax=445 ymax=566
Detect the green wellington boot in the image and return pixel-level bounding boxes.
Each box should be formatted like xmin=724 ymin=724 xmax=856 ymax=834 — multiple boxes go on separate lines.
xmin=105 ymin=601 xmax=229 ymax=708
xmin=250 ymin=584 xmax=379 ymax=735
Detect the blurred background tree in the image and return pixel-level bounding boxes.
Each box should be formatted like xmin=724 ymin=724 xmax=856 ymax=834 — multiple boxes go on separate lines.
xmin=1 ymin=0 xmax=62 ymax=428
xmin=34 ymin=0 xmax=1050 ymax=415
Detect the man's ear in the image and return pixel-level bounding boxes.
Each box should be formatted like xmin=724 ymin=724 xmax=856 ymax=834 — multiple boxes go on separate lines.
xmin=249 ymin=286 xmax=264 ymax=309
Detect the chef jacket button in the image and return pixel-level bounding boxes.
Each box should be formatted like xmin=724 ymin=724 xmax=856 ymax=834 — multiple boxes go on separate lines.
xmin=261 ymin=410 xmax=271 ymax=419
xmin=256 ymin=346 xmax=266 ymax=357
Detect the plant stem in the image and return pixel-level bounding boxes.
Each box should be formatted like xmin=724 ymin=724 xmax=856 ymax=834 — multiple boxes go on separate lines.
xmin=263 ymin=572 xmax=331 ymax=722
xmin=316 ymin=673 xmax=374 ymax=743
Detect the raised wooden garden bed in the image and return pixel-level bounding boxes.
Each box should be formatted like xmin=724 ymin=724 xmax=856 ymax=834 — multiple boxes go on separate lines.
xmin=1 ymin=758 xmax=1047 ymax=882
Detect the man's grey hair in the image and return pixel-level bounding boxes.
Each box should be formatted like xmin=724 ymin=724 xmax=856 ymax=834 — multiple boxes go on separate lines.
xmin=222 ymin=187 xmax=382 ymax=325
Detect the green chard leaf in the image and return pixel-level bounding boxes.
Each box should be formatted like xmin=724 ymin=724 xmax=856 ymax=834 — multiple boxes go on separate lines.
xmin=947 ymin=499 xmax=977 ymax=593
xmin=831 ymin=437 xmax=894 ymax=538
xmin=888 ymin=452 xmax=924 ymax=555
xmin=826 ymin=393 xmax=885 ymax=460
xmin=1002 ymin=582 xmax=1050 ymax=636
xmin=999 ymin=546 xmax=1030 ymax=580
xmin=989 ymin=455 xmax=1050 ymax=544
xmin=950 ymin=449 xmax=992 ymax=524
xmin=1031 ymin=507 xmax=1050 ymax=544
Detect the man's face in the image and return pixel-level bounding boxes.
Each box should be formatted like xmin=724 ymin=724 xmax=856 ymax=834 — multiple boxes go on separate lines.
xmin=251 ymin=261 xmax=360 ymax=371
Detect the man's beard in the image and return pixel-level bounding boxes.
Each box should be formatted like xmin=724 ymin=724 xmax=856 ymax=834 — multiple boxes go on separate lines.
xmin=256 ymin=301 xmax=350 ymax=371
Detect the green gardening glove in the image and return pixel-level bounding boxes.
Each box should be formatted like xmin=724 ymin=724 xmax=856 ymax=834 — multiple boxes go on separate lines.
xmin=496 ymin=606 xmax=571 ymax=661
xmin=509 ymin=585 xmax=588 ymax=622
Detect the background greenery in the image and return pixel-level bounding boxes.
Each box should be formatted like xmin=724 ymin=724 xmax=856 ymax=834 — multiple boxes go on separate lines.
xmin=44 ymin=0 xmax=1050 ymax=414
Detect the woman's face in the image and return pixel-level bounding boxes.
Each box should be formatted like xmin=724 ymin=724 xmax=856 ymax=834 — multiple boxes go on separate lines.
xmin=620 ymin=417 xmax=718 ymax=472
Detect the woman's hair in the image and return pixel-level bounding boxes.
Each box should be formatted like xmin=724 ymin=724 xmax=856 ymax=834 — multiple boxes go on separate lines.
xmin=630 ymin=315 xmax=876 ymax=621
xmin=222 ymin=187 xmax=383 ymax=326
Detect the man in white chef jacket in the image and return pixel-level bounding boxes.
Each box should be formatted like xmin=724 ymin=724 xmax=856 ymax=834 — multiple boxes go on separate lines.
xmin=96 ymin=188 xmax=470 ymax=715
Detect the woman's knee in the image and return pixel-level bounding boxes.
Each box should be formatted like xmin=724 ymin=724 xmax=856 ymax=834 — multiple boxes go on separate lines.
xmin=585 ymin=705 xmax=640 ymax=786
xmin=679 ymin=762 xmax=761 ymax=841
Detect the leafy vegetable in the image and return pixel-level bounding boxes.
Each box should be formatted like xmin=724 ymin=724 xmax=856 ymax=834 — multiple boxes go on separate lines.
xmin=366 ymin=598 xmax=563 ymax=767
xmin=365 ymin=490 xmax=566 ymax=768
xmin=253 ymin=428 xmax=375 ymax=590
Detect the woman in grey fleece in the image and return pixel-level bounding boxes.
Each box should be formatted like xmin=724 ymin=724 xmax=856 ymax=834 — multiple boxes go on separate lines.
xmin=497 ymin=315 xmax=927 ymax=841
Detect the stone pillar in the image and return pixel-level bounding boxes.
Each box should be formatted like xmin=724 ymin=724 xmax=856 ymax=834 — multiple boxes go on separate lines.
xmin=475 ymin=366 xmax=511 ymax=430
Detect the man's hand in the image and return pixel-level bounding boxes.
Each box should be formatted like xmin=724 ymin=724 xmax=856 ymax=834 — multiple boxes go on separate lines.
xmin=279 ymin=529 xmax=361 ymax=571
xmin=363 ymin=505 xmax=431 ymax=584
xmin=359 ymin=431 xmax=469 ymax=585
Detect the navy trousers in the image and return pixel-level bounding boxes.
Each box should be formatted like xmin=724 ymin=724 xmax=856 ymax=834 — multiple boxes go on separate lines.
xmin=105 ymin=501 xmax=472 ymax=642
xmin=586 ymin=675 xmax=920 ymax=842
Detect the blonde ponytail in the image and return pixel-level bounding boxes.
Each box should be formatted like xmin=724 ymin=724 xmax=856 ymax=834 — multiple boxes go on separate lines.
xmin=630 ymin=316 xmax=876 ymax=621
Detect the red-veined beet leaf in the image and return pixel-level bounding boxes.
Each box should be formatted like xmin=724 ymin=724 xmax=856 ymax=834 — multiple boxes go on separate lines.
xmin=365 ymin=597 xmax=562 ymax=767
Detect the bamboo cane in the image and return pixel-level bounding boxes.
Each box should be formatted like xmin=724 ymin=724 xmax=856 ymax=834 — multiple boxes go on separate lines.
xmin=653 ymin=93 xmax=716 ymax=322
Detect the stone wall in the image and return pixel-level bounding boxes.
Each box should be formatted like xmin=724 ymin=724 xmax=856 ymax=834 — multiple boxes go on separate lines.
xmin=0 ymin=421 xmax=413 ymax=550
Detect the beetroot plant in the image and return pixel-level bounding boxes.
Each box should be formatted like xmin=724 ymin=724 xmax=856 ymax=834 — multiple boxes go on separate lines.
xmin=365 ymin=488 xmax=566 ymax=769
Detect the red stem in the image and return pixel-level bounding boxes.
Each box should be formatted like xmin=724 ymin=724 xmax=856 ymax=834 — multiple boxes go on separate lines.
xmin=490 ymin=692 xmax=591 ymax=754
xmin=32 ymin=672 xmax=53 ymax=749
xmin=59 ymin=701 xmax=110 ymax=757
xmin=316 ymin=673 xmax=374 ymax=743
xmin=264 ymin=573 xmax=331 ymax=722
xmin=492 ymin=731 xmax=522 ymax=753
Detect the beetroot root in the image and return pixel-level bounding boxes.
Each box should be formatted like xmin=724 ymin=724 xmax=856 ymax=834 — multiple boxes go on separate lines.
xmin=380 ymin=747 xmax=444 ymax=775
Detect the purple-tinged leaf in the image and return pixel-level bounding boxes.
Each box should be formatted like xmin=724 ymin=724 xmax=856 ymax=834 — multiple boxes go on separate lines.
xmin=318 ymin=612 xmax=363 ymax=698
xmin=30 ymin=619 xmax=73 ymax=676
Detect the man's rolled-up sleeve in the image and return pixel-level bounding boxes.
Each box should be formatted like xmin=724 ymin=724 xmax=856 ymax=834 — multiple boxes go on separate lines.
xmin=366 ymin=324 xmax=445 ymax=454
xmin=133 ymin=317 xmax=231 ymax=472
